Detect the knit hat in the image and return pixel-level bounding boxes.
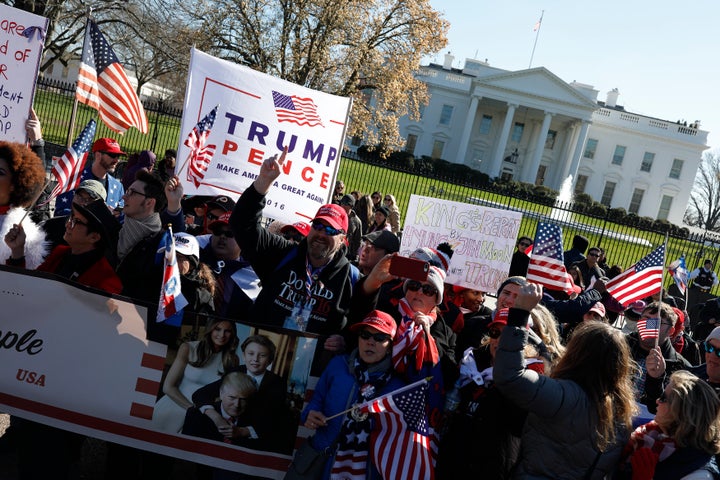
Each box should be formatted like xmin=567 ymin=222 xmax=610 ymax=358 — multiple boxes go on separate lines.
xmin=404 ymin=265 xmax=446 ymax=305
xmin=410 ymin=247 xmax=450 ymax=272
xmin=706 ymin=327 xmax=720 ymax=343
xmin=349 ymin=310 xmax=397 ymax=338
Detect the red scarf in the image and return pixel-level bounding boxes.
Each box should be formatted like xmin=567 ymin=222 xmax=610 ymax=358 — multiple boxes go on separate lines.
xmin=621 ymin=420 xmax=677 ymax=465
xmin=392 ymin=298 xmax=440 ymax=373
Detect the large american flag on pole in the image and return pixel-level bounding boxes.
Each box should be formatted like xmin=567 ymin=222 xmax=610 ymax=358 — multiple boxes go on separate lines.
xmin=76 ymin=20 xmax=148 ymax=134
xmin=360 ymin=378 xmax=436 ymax=480
xmin=526 ymin=222 xmax=574 ymax=293
xmin=48 ymin=119 xmax=96 ymax=200
xmin=271 ymin=91 xmax=323 ymax=127
xmin=606 ymin=245 xmax=665 ymax=307
xmin=183 ymin=105 xmax=218 ymax=188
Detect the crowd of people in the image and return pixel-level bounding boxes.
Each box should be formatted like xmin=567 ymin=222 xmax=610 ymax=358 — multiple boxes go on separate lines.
xmin=4 ymin=124 xmax=720 ymax=480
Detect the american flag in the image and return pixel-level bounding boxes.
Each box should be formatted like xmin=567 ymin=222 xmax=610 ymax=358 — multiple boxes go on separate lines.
xmin=360 ymin=378 xmax=436 ymax=480
xmin=606 ymin=245 xmax=665 ymax=307
xmin=157 ymin=228 xmax=188 ymax=326
xmin=76 ymin=20 xmax=148 ymax=134
xmin=526 ymin=223 xmax=574 ymax=293
xmin=48 ymin=119 xmax=96 ymax=200
xmin=668 ymin=255 xmax=688 ymax=295
xmin=184 ymin=105 xmax=218 ymax=188
xmin=271 ymin=91 xmax=323 ymax=127
xmin=637 ymin=317 xmax=660 ymax=341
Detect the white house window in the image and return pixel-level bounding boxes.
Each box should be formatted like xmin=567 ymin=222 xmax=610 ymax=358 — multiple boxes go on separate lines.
xmin=583 ymin=139 xmax=598 ymax=159
xmin=479 ymin=114 xmax=492 ymax=134
xmin=511 ymin=123 xmax=524 ymax=142
xmin=431 ymin=140 xmax=445 ymax=159
xmin=574 ymin=174 xmax=588 ymax=194
xmin=669 ymin=159 xmax=684 ymax=179
xmin=612 ymin=145 xmax=626 ymax=166
xmin=405 ymin=134 xmax=418 ymax=154
xmin=545 ymin=130 xmax=557 ymax=150
xmin=601 ymin=181 xmax=616 ymax=206
xmin=641 ymin=152 xmax=654 ymax=172
xmin=439 ymin=105 xmax=454 ymax=126
xmin=628 ymin=188 xmax=644 ymax=214
xmin=658 ymin=195 xmax=673 ymax=220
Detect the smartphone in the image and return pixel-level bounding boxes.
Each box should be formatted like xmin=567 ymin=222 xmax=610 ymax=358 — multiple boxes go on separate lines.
xmin=389 ymin=255 xmax=429 ymax=282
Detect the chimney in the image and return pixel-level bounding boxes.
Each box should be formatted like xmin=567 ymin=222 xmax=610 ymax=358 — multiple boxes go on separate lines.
xmin=443 ymin=52 xmax=454 ymax=70
xmin=606 ymin=88 xmax=619 ymax=108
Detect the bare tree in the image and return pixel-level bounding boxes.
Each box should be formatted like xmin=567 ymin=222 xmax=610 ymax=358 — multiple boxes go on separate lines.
xmin=685 ymin=151 xmax=720 ymax=231
xmin=180 ymin=0 xmax=448 ymax=152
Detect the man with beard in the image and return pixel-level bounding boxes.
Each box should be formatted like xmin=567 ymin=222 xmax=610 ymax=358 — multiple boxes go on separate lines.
xmin=230 ymin=149 xmax=355 ymax=364
xmin=54 ymin=138 xmax=126 ymax=216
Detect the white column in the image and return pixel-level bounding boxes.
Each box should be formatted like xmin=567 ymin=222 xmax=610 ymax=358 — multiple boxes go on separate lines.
xmin=567 ymin=120 xmax=591 ymax=181
xmin=455 ymin=96 xmax=480 ymax=165
xmin=487 ymin=103 xmax=517 ymax=178
xmin=523 ymin=111 xmax=553 ymax=184
xmin=554 ymin=122 xmax=579 ymax=188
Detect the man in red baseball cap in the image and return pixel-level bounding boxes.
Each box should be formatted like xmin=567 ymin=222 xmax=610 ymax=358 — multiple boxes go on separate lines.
xmin=54 ymin=137 xmax=127 ymax=217
xmin=230 ymin=149 xmax=356 ymax=373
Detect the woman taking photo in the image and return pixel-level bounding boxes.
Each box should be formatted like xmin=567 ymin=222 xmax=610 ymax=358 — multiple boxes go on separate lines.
xmin=0 ymin=141 xmax=48 ymax=268
xmin=493 ymin=282 xmax=637 ymax=479
xmin=287 ymin=310 xmax=405 ymax=480
xmin=618 ymin=370 xmax=720 ymax=479
xmin=152 ymin=318 xmax=239 ymax=433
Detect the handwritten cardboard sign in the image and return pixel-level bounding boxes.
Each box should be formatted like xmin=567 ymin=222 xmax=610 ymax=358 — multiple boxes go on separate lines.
xmin=401 ymin=194 xmax=522 ymax=292
xmin=177 ymin=48 xmax=352 ymax=225
xmin=0 ymin=4 xmax=48 ymax=141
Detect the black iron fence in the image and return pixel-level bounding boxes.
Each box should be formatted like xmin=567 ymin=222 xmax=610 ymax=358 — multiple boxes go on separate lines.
xmin=31 ymin=76 xmax=720 ymax=294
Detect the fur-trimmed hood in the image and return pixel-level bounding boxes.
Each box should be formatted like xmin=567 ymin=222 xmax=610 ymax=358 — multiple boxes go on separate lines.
xmin=0 ymin=208 xmax=49 ymax=269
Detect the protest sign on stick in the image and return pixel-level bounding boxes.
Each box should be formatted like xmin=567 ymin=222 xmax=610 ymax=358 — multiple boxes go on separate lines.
xmin=177 ymin=48 xmax=352 ymax=225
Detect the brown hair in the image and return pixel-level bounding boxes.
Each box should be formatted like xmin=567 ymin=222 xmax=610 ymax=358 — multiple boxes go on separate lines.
xmin=0 ymin=142 xmax=46 ymax=207
xmin=664 ymin=371 xmax=720 ymax=454
xmin=551 ymin=322 xmax=638 ymax=450
xmin=190 ymin=318 xmax=239 ymax=372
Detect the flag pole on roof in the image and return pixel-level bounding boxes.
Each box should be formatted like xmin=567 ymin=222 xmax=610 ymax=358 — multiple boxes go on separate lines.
xmin=528 ymin=10 xmax=544 ymax=68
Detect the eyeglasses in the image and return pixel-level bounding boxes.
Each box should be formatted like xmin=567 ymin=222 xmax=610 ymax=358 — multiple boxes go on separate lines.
xmin=703 ymin=341 xmax=720 ymax=358
xmin=311 ymin=221 xmax=344 ymax=236
xmin=212 ymin=229 xmax=234 ymax=238
xmin=358 ymin=330 xmax=392 ymax=342
xmin=66 ymin=215 xmax=88 ymax=229
xmin=658 ymin=391 xmax=668 ymax=404
xmin=488 ymin=328 xmax=503 ymax=339
xmin=406 ymin=280 xmax=438 ymax=298
xmin=372 ymin=196 xmax=380 ymax=200
xmin=104 ymin=152 xmax=121 ymax=159
xmin=384 ymin=198 xmax=391 ymax=202
xmin=126 ymin=187 xmax=149 ymax=198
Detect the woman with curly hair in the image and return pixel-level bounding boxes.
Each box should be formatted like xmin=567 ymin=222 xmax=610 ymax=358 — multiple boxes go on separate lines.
xmin=152 ymin=317 xmax=239 ymax=433
xmin=0 ymin=141 xmax=49 ymax=268
xmin=382 ymin=193 xmax=401 ymax=235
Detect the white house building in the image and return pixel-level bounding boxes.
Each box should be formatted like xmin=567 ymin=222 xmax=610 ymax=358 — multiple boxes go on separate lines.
xmin=382 ymin=54 xmax=708 ymax=225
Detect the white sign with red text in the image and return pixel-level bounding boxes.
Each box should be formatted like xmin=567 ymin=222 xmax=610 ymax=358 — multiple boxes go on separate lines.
xmin=178 ymin=48 xmax=352 ymax=225
xmin=400 ymin=194 xmax=522 ymax=292
xmin=0 ymin=4 xmax=48 ymax=141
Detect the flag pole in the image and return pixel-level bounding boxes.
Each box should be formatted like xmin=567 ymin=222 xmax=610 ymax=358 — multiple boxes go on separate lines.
xmin=67 ymin=9 xmax=92 ymax=147
xmin=528 ymin=10 xmax=544 ymax=69
xmin=656 ymin=233 xmax=669 ymax=348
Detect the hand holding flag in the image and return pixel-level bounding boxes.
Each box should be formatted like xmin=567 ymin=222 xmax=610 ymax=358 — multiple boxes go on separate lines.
xmin=157 ymin=227 xmax=188 ymax=326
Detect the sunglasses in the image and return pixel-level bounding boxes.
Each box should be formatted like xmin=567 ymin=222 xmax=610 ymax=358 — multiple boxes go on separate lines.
xmin=703 ymin=341 xmax=720 ymax=358
xmin=212 ymin=229 xmax=234 ymax=238
xmin=519 ymin=242 xmax=531 ymax=248
xmin=406 ymin=280 xmax=438 ymax=298
xmin=206 ymin=212 xmax=220 ymax=221
xmin=311 ymin=221 xmax=343 ymax=236
xmin=658 ymin=391 xmax=668 ymax=404
xmin=104 ymin=152 xmax=121 ymax=159
xmin=488 ymin=328 xmax=503 ymax=339
xmin=588 ymin=252 xmax=600 ymax=257
xmin=358 ymin=330 xmax=392 ymax=342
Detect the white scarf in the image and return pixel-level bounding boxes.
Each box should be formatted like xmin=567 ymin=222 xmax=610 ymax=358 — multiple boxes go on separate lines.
xmin=0 ymin=208 xmax=49 ymax=269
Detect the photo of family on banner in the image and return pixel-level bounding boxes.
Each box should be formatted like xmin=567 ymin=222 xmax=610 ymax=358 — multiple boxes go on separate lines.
xmin=0 ymin=265 xmax=320 ymax=479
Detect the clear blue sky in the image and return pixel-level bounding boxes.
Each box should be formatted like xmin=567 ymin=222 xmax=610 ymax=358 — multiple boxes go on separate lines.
xmin=428 ymin=1 xmax=720 ymax=153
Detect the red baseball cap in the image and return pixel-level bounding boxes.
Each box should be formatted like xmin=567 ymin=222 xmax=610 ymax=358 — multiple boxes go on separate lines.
xmin=488 ymin=308 xmax=510 ymax=330
xmin=208 ymin=211 xmax=232 ymax=230
xmin=350 ymin=310 xmax=397 ymax=338
xmin=313 ymin=204 xmax=348 ymax=232
xmin=281 ymin=221 xmax=311 ymax=237
xmin=91 ymin=138 xmax=126 ymax=155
